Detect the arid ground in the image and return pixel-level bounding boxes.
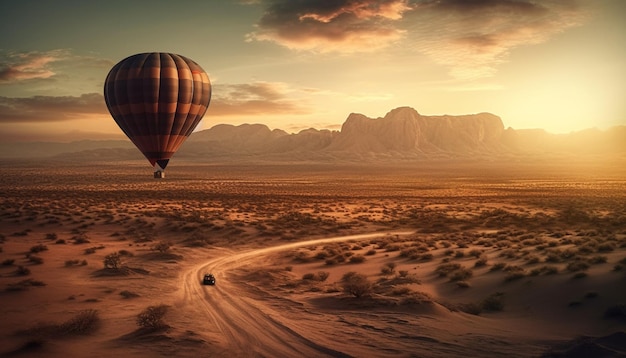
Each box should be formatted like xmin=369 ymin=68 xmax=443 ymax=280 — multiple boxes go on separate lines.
xmin=0 ymin=158 xmax=625 ymax=357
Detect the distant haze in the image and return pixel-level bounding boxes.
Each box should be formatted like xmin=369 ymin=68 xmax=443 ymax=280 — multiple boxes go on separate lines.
xmin=1 ymin=107 xmax=624 ymax=161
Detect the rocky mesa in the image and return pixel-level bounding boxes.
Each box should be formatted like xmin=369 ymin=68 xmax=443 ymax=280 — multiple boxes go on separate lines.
xmin=1 ymin=106 xmax=624 ymax=160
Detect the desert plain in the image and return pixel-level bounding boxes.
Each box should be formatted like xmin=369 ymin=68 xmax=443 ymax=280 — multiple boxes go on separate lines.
xmin=0 ymin=157 xmax=625 ymax=357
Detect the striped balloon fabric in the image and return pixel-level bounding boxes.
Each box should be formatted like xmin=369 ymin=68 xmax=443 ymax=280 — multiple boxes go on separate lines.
xmin=104 ymin=53 xmax=211 ymax=172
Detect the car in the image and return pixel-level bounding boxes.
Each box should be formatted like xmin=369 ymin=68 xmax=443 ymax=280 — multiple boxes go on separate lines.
xmin=203 ymin=273 xmax=216 ymax=285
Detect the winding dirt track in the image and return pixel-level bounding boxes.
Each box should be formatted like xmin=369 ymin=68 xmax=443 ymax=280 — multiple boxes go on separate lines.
xmin=179 ymin=231 xmax=413 ymax=357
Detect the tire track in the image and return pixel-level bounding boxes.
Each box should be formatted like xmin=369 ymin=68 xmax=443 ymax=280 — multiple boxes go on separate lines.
xmin=179 ymin=231 xmax=413 ymax=357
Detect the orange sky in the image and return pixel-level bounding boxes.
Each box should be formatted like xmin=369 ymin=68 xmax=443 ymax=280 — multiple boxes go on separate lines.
xmin=0 ymin=0 xmax=624 ymax=142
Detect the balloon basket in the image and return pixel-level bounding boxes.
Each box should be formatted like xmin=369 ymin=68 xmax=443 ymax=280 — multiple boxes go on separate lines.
xmin=154 ymin=171 xmax=165 ymax=179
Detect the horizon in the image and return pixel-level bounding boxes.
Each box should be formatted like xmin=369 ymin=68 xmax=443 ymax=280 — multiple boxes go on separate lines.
xmin=2 ymin=105 xmax=625 ymax=144
xmin=1 ymin=1 xmax=625 ymax=143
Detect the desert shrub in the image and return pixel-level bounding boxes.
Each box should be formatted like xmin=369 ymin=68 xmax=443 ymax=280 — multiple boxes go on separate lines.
xmin=302 ymin=273 xmax=316 ymax=280
xmin=341 ymin=272 xmax=372 ymax=298
xmin=454 ymin=251 xmax=465 ymax=259
xmin=103 ymin=253 xmax=122 ymax=269
xmin=136 ymin=304 xmax=169 ymax=330
xmin=420 ymin=253 xmax=434 ymax=261
xmin=584 ymin=291 xmax=598 ymax=299
xmin=449 ymin=268 xmax=473 ymax=282
xmin=55 ymin=239 xmax=66 ymax=244
xmin=435 ymin=263 xmax=461 ymax=277
xmin=2 ymin=259 xmax=14 ymax=266
xmin=59 ymin=309 xmax=100 ymax=335
xmin=560 ymin=249 xmax=577 ymax=260
xmin=314 ymin=251 xmax=328 ymax=260
xmin=474 ymin=255 xmax=488 ymax=267
xmin=118 ymin=249 xmax=134 ymax=257
xmin=365 ymin=249 xmax=377 ymax=256
xmin=65 ymin=259 xmax=80 ymax=267
xmin=16 ymin=266 xmax=31 ymax=275
xmin=504 ymin=271 xmax=526 ymax=282
xmin=597 ymin=242 xmax=615 ymax=252
xmin=284 ymin=266 xmax=293 ymax=272
xmin=572 ymin=272 xmax=587 ymax=279
xmin=499 ymin=249 xmax=516 ymax=259
xmin=468 ymin=249 xmax=482 ymax=258
xmin=325 ymin=258 xmax=337 ymax=266
xmin=398 ymin=270 xmax=409 ymax=278
xmin=399 ymin=247 xmax=419 ymax=259
xmin=577 ymin=244 xmax=595 ymax=254
xmin=489 ymin=262 xmax=506 ymax=272
xmin=45 ymin=233 xmax=58 ymax=240
xmin=72 ymin=233 xmax=90 ymax=244
xmin=604 ymin=304 xmax=626 ymax=320
xmin=481 ymin=292 xmax=505 ymax=311
xmin=614 ymin=258 xmax=626 ymax=271
xmin=120 ymin=290 xmax=140 ymax=298
xmin=153 ymin=241 xmax=171 ymax=253
xmin=381 ymin=262 xmax=396 ymax=275
xmin=456 ymin=281 xmax=471 ymax=288
xmin=349 ymin=254 xmax=365 ymax=264
xmin=568 ymin=300 xmax=582 ymax=307
xmin=30 ymin=244 xmax=48 ymax=253
xmin=6 ymin=279 xmax=46 ymax=292
xmin=541 ymin=265 xmax=559 ymax=275
xmin=317 ymin=271 xmax=330 ymax=282
xmin=566 ymin=261 xmax=590 ymax=272
xmin=525 ymin=255 xmax=540 ymax=264
xmin=544 ymin=250 xmax=562 ymax=263
xmin=27 ymin=255 xmax=43 ymax=264
xmin=84 ymin=247 xmax=96 ymax=255
xmin=588 ymin=255 xmax=607 ymax=264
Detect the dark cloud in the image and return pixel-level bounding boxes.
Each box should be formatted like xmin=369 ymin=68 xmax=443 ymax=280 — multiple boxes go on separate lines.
xmin=405 ymin=0 xmax=587 ymax=78
xmin=416 ymin=0 xmax=548 ymax=13
xmin=208 ymin=82 xmax=310 ymax=116
xmin=247 ymin=0 xmax=412 ymax=52
xmin=247 ymin=0 xmax=587 ymax=78
xmin=0 ymin=82 xmax=309 ymax=123
xmin=0 ymin=93 xmax=107 ymax=122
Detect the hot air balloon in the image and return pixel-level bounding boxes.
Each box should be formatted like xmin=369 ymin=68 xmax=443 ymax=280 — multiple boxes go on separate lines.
xmin=104 ymin=52 xmax=211 ymax=178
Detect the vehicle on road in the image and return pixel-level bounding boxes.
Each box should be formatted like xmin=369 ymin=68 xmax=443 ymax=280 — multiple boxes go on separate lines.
xmin=203 ymin=273 xmax=216 ymax=285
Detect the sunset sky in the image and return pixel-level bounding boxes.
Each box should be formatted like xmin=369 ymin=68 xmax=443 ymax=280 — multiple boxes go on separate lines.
xmin=1 ymin=0 xmax=624 ymax=142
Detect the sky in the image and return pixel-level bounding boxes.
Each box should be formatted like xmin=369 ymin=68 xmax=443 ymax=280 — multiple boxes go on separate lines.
xmin=0 ymin=0 xmax=625 ymax=142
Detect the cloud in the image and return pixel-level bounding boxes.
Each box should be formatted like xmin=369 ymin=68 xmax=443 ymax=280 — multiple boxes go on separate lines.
xmin=1 ymin=82 xmax=310 ymax=123
xmin=246 ymin=0 xmax=413 ymax=53
xmin=0 ymin=50 xmax=70 ymax=83
xmin=208 ymin=81 xmax=311 ymax=116
xmin=407 ymin=0 xmax=588 ymax=79
xmin=0 ymin=93 xmax=107 ymax=122
xmin=247 ymin=0 xmax=588 ymax=79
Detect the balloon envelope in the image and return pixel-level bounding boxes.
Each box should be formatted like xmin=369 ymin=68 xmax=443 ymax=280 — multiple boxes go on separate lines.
xmin=104 ymin=52 xmax=211 ymax=171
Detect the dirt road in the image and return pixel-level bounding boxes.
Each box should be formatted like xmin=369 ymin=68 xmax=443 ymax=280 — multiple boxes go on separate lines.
xmin=178 ymin=231 xmax=413 ymax=357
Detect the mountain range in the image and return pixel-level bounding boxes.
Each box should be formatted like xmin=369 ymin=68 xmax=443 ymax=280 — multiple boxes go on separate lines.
xmin=2 ymin=107 xmax=625 ymax=161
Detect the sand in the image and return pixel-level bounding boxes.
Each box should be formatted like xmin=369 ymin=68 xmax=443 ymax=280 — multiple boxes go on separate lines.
xmin=0 ymin=159 xmax=625 ymax=357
